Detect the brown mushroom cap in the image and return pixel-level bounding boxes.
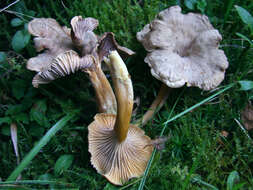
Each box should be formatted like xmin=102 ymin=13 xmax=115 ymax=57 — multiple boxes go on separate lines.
xmin=70 ymin=16 xmax=99 ymax=55
xmin=98 ymin=32 xmax=135 ymax=61
xmin=137 ymin=6 xmax=229 ymax=91
xmin=27 ymin=17 xmax=135 ymax=81
xmin=88 ymin=113 xmax=153 ymax=185
xmin=27 ymin=18 xmax=73 ymax=73
xmin=32 ymin=50 xmax=93 ymax=87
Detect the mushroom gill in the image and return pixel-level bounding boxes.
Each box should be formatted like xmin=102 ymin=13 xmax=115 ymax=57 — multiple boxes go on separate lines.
xmin=31 ymin=50 xmax=93 ymax=87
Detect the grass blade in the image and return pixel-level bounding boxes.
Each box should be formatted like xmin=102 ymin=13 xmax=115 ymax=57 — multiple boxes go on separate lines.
xmin=0 ymin=180 xmax=76 ymax=189
xmin=163 ymin=84 xmax=234 ymax=126
xmin=191 ymin=177 xmax=218 ymax=190
xmin=7 ymin=115 xmax=73 ymax=181
xmin=224 ymin=0 xmax=236 ymax=24
xmin=138 ymin=149 xmax=157 ymax=190
xmin=138 ymin=83 xmax=235 ymax=190
xmin=234 ymin=118 xmax=253 ymax=142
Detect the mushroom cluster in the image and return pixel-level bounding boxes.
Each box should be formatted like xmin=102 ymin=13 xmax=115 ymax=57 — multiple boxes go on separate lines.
xmin=27 ymin=15 xmax=153 ymax=185
xmin=27 ymin=16 xmax=135 ymax=114
xmin=26 ymin=5 xmax=229 ymax=186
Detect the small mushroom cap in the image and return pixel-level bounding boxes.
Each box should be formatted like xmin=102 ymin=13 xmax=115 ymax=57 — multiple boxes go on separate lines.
xmin=88 ymin=113 xmax=153 ymax=185
xmin=32 ymin=50 xmax=93 ymax=87
xmin=28 ymin=18 xmax=69 ymax=39
xmin=27 ymin=18 xmax=73 ymax=72
xmin=98 ymin=32 xmax=135 ymax=61
xmin=137 ymin=6 xmax=229 ymax=91
xmin=70 ymin=16 xmax=99 ymax=55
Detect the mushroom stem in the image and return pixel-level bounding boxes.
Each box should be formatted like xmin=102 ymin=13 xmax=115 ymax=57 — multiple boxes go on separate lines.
xmin=137 ymin=84 xmax=170 ymax=126
xmin=106 ymin=51 xmax=133 ymax=142
xmin=85 ymin=62 xmax=117 ymax=114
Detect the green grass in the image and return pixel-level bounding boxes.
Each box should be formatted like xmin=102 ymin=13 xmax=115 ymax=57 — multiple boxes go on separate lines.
xmin=1 ymin=0 xmax=253 ymax=189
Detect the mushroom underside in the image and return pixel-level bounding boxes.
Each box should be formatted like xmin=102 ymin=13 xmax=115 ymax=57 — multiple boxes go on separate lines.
xmin=31 ymin=51 xmax=93 ymax=87
xmin=88 ymin=113 xmax=153 ymax=185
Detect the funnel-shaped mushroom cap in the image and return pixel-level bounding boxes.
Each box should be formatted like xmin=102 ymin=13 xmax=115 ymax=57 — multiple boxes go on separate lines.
xmin=27 ymin=18 xmax=73 ymax=72
xmin=32 ymin=50 xmax=93 ymax=87
xmin=88 ymin=113 xmax=153 ymax=185
xmin=71 ymin=16 xmax=98 ymax=55
xmin=137 ymin=6 xmax=229 ymax=90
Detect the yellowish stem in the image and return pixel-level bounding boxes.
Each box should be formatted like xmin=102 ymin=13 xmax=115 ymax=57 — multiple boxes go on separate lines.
xmin=106 ymin=51 xmax=133 ymax=142
xmin=85 ymin=63 xmax=117 ymax=114
xmin=139 ymin=84 xmax=170 ymax=126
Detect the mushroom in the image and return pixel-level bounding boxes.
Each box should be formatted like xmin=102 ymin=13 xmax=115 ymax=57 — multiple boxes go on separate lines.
xmin=31 ymin=50 xmax=93 ymax=87
xmin=27 ymin=18 xmax=74 ymax=74
xmin=88 ymin=50 xmax=153 ymax=185
xmin=26 ymin=17 xmax=116 ymax=114
xmin=26 ymin=17 xmax=133 ymax=114
xmin=136 ymin=6 xmax=229 ymax=125
xmin=70 ymin=16 xmax=98 ymax=55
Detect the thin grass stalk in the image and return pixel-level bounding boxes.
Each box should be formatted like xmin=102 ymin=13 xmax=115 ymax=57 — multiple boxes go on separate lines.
xmin=224 ymin=0 xmax=236 ymax=24
xmin=191 ymin=177 xmax=218 ymax=190
xmin=162 ymin=84 xmax=235 ymax=126
xmin=0 ymin=180 xmax=75 ymax=186
xmin=7 ymin=115 xmax=72 ymax=181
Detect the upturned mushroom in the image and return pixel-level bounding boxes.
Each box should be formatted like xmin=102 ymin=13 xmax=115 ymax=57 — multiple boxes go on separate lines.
xmin=26 ymin=16 xmax=133 ymax=114
xmin=88 ymin=50 xmax=153 ymax=185
xmin=136 ymin=6 xmax=229 ymax=125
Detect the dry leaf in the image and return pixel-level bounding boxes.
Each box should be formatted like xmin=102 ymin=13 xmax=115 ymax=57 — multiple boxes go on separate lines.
xmin=221 ymin=130 xmax=229 ymax=138
xmin=241 ymin=102 xmax=253 ymax=130
xmin=10 ymin=123 xmax=22 ymax=180
xmin=10 ymin=123 xmax=19 ymax=164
